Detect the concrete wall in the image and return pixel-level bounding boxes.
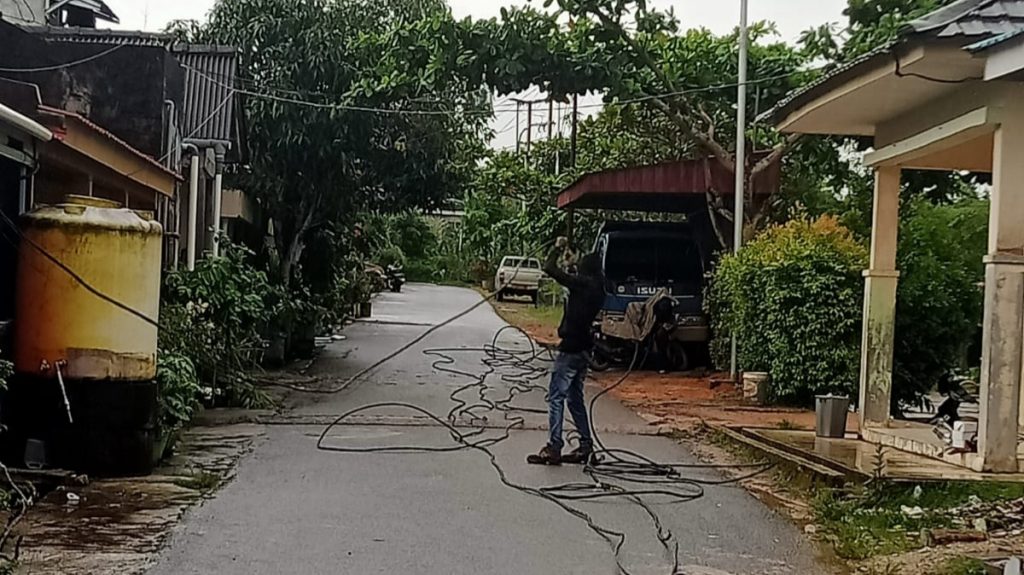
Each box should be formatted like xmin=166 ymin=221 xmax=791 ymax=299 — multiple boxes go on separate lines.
xmin=0 ymin=23 xmax=185 ymax=159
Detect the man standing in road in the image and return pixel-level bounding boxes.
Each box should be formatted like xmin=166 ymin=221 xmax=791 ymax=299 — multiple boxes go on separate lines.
xmin=527 ymin=236 xmax=605 ymax=466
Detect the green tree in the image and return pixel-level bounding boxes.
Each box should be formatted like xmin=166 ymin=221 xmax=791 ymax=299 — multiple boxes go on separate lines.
xmin=801 ymin=0 xmax=960 ymax=61
xmin=362 ymin=3 xmax=812 ymax=232
xmin=170 ymin=0 xmax=490 ymax=288
xmin=892 ymin=199 xmax=988 ymax=410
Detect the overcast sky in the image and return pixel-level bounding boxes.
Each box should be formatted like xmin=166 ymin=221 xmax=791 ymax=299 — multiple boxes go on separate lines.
xmin=108 ymin=0 xmax=848 ymax=150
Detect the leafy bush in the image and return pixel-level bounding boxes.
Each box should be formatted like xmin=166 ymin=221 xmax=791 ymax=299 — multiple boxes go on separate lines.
xmin=0 ymin=358 xmax=10 ymax=391
xmin=160 ymin=242 xmax=278 ymax=408
xmin=156 ymin=351 xmax=203 ymax=430
xmin=892 ymin=200 xmax=987 ymax=411
xmin=708 ymin=216 xmax=867 ymax=404
xmin=375 ymin=244 xmax=406 ymax=268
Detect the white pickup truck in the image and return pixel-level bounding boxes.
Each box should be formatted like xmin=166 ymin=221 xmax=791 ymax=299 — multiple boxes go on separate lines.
xmin=495 ymin=256 xmax=544 ymax=304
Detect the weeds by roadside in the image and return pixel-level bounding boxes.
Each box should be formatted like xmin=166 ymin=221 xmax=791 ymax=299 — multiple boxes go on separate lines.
xmin=812 ymin=480 xmax=1024 ymax=561
xmin=681 ymin=424 xmax=1024 ymax=574
xmin=937 ymin=557 xmax=987 ymax=575
xmin=173 ymin=471 xmax=222 ymax=493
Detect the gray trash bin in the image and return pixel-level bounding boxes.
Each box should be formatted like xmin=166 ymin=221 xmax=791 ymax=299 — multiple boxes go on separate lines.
xmin=815 ymin=394 xmax=851 ymax=438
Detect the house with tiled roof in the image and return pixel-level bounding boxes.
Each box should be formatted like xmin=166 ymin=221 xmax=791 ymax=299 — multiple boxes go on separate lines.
xmin=767 ymin=0 xmax=1024 ymax=474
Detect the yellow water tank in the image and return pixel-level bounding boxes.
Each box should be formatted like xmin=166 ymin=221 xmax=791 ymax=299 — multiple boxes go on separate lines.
xmin=13 ymin=195 xmax=163 ymax=381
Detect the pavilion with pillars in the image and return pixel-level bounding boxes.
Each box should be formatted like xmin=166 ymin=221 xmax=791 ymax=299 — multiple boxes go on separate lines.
xmin=768 ymin=0 xmax=1024 ymax=473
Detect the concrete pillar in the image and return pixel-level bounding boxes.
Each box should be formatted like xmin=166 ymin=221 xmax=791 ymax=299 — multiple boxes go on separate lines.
xmin=978 ymin=119 xmax=1024 ymax=472
xmin=859 ymin=166 xmax=901 ymax=429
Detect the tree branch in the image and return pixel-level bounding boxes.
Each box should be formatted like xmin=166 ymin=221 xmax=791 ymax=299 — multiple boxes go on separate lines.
xmin=648 ymin=98 xmax=736 ymax=172
xmin=751 ymin=132 xmax=802 ymax=177
xmin=585 ymin=7 xmax=736 ymax=171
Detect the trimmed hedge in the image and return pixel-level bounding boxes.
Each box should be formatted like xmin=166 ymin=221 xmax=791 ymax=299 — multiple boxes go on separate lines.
xmin=707 ymin=216 xmax=867 ymax=405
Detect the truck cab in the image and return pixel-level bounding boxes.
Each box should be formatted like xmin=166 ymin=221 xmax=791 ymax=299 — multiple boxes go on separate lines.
xmin=594 ymin=221 xmax=712 ymax=343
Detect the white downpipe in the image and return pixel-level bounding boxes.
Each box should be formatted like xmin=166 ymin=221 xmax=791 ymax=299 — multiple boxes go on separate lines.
xmin=729 ymin=0 xmax=749 ymax=380
xmin=186 ymin=153 xmax=200 ymax=271
xmin=211 ymin=171 xmax=223 ymax=257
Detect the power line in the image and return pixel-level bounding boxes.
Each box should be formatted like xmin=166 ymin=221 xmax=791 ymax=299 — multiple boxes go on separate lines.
xmin=0 ymin=44 xmax=125 ymax=73
xmin=186 ymin=62 xmax=805 ymax=118
xmin=0 ymin=35 xmax=810 ymax=116
xmin=81 ymin=55 xmax=803 ymax=119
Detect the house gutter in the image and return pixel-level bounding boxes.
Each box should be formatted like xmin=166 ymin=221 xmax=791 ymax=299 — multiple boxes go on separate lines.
xmin=182 ymin=142 xmax=200 ymax=271
xmin=184 ymin=139 xmax=232 ymax=258
xmin=0 ymin=102 xmax=52 ymax=142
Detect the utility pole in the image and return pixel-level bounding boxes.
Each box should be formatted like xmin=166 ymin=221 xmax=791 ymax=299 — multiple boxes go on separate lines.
xmin=515 ymin=101 xmax=521 ymax=154
xmin=730 ymin=0 xmax=749 ymax=381
xmin=526 ymin=101 xmax=533 ymax=155
xmin=570 ymin=94 xmax=579 ymax=169
xmin=547 ymin=99 xmax=554 ymax=141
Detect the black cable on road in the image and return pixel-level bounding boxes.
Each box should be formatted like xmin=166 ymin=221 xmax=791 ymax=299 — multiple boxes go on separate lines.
xmin=0 ymin=209 xmax=777 ymax=574
xmin=316 ymin=323 xmax=777 ymax=575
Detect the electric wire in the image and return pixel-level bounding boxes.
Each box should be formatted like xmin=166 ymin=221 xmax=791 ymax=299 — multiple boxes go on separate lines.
xmin=315 ymin=278 xmax=777 ymax=575
xmin=0 ymin=199 xmax=778 ymax=573
xmin=265 ymin=244 xmax=557 ymax=395
xmin=184 ymin=63 xmax=807 ymax=117
xmin=0 ymin=210 xmax=160 ymax=327
xmin=0 ymin=44 xmax=125 ymax=73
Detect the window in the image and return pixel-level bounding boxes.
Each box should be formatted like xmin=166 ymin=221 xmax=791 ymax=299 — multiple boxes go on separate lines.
xmin=604 ymin=234 xmax=703 ymax=288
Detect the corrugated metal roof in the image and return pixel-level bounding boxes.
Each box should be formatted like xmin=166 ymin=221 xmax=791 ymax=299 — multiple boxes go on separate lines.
xmin=556 ymin=156 xmax=780 ymax=212
xmin=174 ymin=45 xmax=239 ymax=144
xmin=21 ymin=25 xmax=172 ymax=46
xmin=17 ymin=26 xmax=245 ymax=159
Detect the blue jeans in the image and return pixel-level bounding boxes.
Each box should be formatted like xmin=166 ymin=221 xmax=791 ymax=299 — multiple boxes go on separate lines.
xmin=547 ymin=351 xmax=593 ymax=452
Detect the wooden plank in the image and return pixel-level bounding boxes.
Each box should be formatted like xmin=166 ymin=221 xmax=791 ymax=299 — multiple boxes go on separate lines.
xmin=715 ymin=426 xmax=846 ymax=481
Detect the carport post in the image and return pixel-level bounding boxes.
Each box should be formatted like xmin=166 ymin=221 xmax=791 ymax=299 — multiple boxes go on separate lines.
xmin=729 ymin=0 xmax=749 ymax=380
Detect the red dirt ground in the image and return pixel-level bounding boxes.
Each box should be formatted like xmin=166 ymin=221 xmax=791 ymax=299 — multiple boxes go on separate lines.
xmin=592 ymin=371 xmax=860 ymax=433
xmin=487 ymin=297 xmax=859 ymax=433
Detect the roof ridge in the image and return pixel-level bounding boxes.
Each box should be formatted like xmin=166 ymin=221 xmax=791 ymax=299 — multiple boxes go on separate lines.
xmin=904 ymin=0 xmax=996 ymax=34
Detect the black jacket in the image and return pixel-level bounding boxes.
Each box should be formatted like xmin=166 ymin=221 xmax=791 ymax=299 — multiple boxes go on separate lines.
xmin=544 ymin=251 xmax=605 ymax=353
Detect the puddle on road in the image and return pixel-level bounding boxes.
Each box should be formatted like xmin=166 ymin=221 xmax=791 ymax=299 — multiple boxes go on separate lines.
xmin=13 ymin=424 xmax=262 ymax=575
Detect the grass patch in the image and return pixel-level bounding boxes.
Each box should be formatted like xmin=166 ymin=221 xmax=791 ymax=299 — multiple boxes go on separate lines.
xmin=936 ymin=557 xmax=987 ymax=575
xmin=517 ymin=305 xmax=563 ymax=327
xmin=487 ymin=295 xmax=563 ymax=335
xmin=173 ymin=471 xmax=222 ymax=492
xmin=813 ymin=481 xmax=1024 ymax=560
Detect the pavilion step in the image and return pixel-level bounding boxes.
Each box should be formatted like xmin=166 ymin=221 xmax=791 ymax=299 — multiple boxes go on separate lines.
xmin=714 ymin=426 xmax=863 ymax=486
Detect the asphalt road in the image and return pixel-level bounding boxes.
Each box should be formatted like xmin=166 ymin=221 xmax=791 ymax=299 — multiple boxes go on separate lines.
xmin=147 ymin=284 xmax=824 ymax=575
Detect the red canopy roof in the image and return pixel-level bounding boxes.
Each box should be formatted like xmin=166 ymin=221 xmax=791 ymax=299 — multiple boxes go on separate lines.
xmin=556 ymin=156 xmax=781 ymax=213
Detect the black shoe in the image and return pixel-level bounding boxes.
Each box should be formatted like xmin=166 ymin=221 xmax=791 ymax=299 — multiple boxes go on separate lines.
xmin=561 ymin=446 xmax=594 ymax=465
xmin=526 ymin=445 xmax=562 ymax=465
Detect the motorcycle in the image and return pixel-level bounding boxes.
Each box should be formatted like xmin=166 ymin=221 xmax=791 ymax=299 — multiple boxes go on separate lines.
xmin=386 ymin=264 xmax=405 ymax=293
xmin=589 ymin=298 xmax=691 ymax=373
xmin=930 ymin=372 xmax=980 ymax=451
xmin=590 ymin=328 xmax=638 ymax=372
